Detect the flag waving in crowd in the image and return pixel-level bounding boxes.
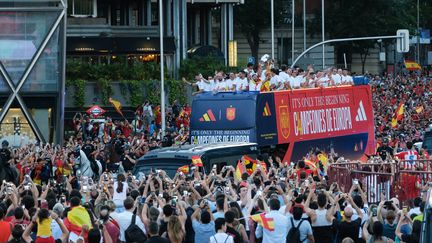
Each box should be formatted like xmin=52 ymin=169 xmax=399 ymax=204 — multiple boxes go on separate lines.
xmin=251 ymin=213 xmax=275 ymax=231
xmin=109 ymin=97 xmax=124 ymax=117
xmin=391 ymin=103 xmax=404 ymax=128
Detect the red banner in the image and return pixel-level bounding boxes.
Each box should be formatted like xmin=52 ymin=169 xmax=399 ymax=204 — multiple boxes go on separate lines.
xmin=274 ymin=86 xmax=374 ymax=155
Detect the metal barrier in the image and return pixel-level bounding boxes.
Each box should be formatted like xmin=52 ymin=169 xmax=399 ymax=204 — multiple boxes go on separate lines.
xmin=327 ymin=160 xmax=432 ymax=204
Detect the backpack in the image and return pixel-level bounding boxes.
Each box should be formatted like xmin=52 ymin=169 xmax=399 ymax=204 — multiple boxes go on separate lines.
xmin=125 ymin=213 xmax=147 ymax=243
xmin=286 ymin=218 xmax=305 ymax=243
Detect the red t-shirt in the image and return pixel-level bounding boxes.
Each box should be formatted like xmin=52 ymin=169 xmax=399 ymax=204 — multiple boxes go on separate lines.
xmin=296 ymin=168 xmax=314 ymax=180
xmin=0 ymin=220 xmax=12 ymax=243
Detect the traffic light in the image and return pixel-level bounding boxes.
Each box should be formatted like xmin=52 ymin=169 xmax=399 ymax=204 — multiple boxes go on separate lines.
xmin=396 ymin=29 xmax=409 ymax=53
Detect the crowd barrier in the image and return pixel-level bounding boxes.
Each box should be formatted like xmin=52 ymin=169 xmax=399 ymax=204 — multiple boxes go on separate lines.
xmin=327 ymin=160 xmax=432 ymax=205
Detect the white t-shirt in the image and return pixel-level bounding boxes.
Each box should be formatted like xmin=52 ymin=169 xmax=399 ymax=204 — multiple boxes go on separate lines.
xmin=113 ymin=181 xmax=128 ymax=203
xmin=291 ymin=76 xmax=303 ymax=89
xmin=318 ymin=77 xmax=330 ymax=87
xmin=111 ymin=211 xmax=147 ymax=242
xmin=215 ymin=81 xmax=227 ymax=91
xmin=278 ymin=71 xmax=290 ymax=83
xmin=342 ymin=75 xmax=353 ymax=84
xmin=235 ymin=77 xmax=249 ymax=91
xmin=210 ymin=233 xmax=234 ymax=243
xmin=332 ymin=74 xmax=342 ymax=85
xmin=270 ymin=75 xmax=281 ymax=89
xmin=225 ymin=79 xmax=236 ymax=91
xmin=249 ymin=80 xmax=262 ymax=91
xmin=198 ymin=80 xmax=214 ymax=92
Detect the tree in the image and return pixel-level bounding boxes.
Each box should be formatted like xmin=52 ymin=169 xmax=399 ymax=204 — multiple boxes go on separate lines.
xmin=310 ymin=0 xmax=415 ymax=73
xmin=234 ymin=0 xmax=284 ymax=61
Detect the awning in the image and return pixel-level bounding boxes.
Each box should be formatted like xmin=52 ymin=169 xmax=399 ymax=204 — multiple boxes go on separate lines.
xmin=67 ymin=37 xmax=113 ymax=55
xmin=67 ymin=37 xmax=176 ymax=55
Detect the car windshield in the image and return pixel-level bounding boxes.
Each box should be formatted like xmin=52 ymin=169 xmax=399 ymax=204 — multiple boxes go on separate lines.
xmin=132 ymin=158 xmax=192 ymax=178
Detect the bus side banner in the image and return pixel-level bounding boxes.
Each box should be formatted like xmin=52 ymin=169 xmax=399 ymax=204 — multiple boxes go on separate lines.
xmin=256 ymin=93 xmax=278 ymax=145
xmin=273 ymin=85 xmax=374 ymax=154
xmin=190 ymin=93 xmax=258 ymax=144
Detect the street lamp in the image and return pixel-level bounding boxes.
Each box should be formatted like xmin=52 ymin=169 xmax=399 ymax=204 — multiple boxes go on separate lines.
xmin=271 ymin=0 xmax=275 ymax=60
xmin=322 ymin=0 xmax=325 ymax=69
xmin=159 ymin=0 xmax=166 ymax=134
xmin=291 ymin=0 xmax=295 ymax=63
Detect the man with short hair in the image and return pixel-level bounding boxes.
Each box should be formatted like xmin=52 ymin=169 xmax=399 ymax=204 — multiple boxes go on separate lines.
xmin=110 ymin=197 xmax=146 ymax=242
xmin=287 ymin=206 xmax=315 ymax=243
xmin=144 ymin=222 xmax=170 ymax=243
xmin=213 ymin=197 xmax=227 ymax=219
xmin=225 ymin=210 xmax=242 ymax=243
xmin=235 ymin=71 xmax=249 ymax=91
xmin=336 ymin=195 xmax=364 ymax=243
xmin=255 ymin=198 xmax=289 ymax=242
xmin=192 ymin=200 xmax=216 ymax=243
xmin=210 ymin=218 xmax=234 ymax=243
xmin=341 ymin=69 xmax=353 ymax=85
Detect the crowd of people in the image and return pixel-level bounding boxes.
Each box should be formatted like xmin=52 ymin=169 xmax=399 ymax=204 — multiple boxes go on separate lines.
xmin=0 ymin=61 xmax=430 ymax=243
xmin=0 ymin=144 xmax=427 ymax=243
xmin=371 ymin=72 xmax=431 ymax=153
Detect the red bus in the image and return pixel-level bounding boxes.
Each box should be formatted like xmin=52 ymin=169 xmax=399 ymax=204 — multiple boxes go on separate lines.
xmin=190 ymin=85 xmax=375 ymax=163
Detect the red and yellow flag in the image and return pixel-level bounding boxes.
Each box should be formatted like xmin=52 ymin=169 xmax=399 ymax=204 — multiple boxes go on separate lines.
xmin=391 ymin=103 xmax=405 ymax=128
xmin=404 ymin=60 xmax=421 ymax=71
xmin=109 ymin=98 xmax=124 ymax=116
xmin=64 ymin=206 xmax=92 ymax=235
xmin=416 ymin=105 xmax=424 ymax=114
xmin=260 ymin=80 xmax=270 ymax=92
xmin=251 ymin=213 xmax=275 ymax=231
xmin=177 ymin=165 xmax=189 ymax=174
xmin=235 ymin=161 xmax=246 ymax=180
xmin=192 ymin=155 xmax=203 ymax=167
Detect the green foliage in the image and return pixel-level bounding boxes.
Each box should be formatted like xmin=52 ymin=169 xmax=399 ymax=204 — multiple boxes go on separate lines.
xmin=167 ymin=79 xmax=187 ymax=105
xmin=66 ymin=61 xmax=161 ymax=81
xmin=69 ymin=79 xmax=86 ymax=108
xmin=143 ymin=80 xmax=160 ymax=105
xmin=97 ymin=77 xmax=113 ymax=105
xmin=179 ymin=56 xmax=239 ymax=80
xmin=128 ymin=80 xmax=145 ymax=107
xmin=234 ymin=0 xmax=284 ymax=59
xmin=309 ymin=0 xmax=415 ymax=72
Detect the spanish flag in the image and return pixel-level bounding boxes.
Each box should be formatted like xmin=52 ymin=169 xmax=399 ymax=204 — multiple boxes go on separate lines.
xmin=416 ymin=105 xmax=424 ymax=114
xmin=177 ymin=165 xmax=189 ymax=174
xmin=243 ymin=155 xmax=257 ymax=174
xmin=404 ymin=60 xmax=421 ymax=71
xmin=109 ymin=98 xmax=124 ymax=116
xmin=250 ymin=213 xmax=275 ymax=231
xmin=391 ymin=103 xmax=404 ymax=128
xmin=235 ymin=161 xmax=246 ymax=180
xmin=191 ymin=155 xmax=203 ymax=167
xmin=260 ymin=80 xmax=270 ymax=92
xmin=64 ymin=206 xmax=92 ymax=235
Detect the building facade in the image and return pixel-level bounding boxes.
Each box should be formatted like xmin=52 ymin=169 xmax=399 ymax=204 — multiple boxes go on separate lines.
xmin=0 ymin=0 xmax=67 ymax=145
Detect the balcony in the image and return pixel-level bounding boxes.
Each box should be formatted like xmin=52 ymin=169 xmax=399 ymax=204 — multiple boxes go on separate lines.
xmin=67 ymin=17 xmax=160 ymax=37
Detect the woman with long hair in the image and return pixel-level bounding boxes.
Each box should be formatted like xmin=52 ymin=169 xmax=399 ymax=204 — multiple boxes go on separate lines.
xmin=167 ymin=215 xmax=185 ymax=243
xmin=113 ymin=174 xmax=128 ymax=212
xmin=362 ymin=220 xmax=391 ymax=243
xmin=229 ymin=202 xmax=249 ymax=243
xmin=396 ymin=212 xmax=419 ymax=243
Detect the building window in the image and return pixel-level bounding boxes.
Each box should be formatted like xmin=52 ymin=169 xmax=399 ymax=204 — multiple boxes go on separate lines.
xmin=68 ymin=0 xmax=97 ymax=17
